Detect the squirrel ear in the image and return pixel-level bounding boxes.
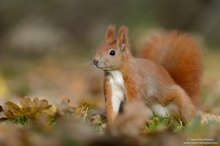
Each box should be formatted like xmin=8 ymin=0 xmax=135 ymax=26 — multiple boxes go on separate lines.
xmin=105 ymin=24 xmax=115 ymax=43
xmin=117 ymin=25 xmax=128 ymax=51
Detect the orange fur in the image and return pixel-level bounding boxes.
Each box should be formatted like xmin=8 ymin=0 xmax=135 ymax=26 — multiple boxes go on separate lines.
xmin=94 ymin=25 xmax=202 ymax=125
xmin=139 ymin=31 xmax=202 ymax=104
xmin=105 ymin=24 xmax=116 ymax=43
xmin=121 ymin=57 xmax=139 ymax=102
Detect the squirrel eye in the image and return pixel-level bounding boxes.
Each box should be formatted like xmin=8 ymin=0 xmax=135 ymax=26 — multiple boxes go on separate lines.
xmin=109 ymin=49 xmax=116 ymax=56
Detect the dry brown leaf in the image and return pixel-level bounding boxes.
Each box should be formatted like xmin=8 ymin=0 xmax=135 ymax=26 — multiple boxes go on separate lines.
xmin=3 ymin=97 xmax=52 ymax=120
xmin=199 ymin=112 xmax=220 ymax=124
xmin=110 ymin=101 xmax=151 ymax=137
xmin=57 ymin=97 xmax=75 ymax=115
xmin=0 ymin=105 xmax=3 ymax=112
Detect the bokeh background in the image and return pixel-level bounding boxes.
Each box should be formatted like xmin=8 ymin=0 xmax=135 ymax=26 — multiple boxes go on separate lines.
xmin=0 ymin=0 xmax=219 ymax=113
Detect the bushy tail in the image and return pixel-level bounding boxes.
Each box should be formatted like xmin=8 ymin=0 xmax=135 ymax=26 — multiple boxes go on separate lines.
xmin=139 ymin=31 xmax=202 ymax=104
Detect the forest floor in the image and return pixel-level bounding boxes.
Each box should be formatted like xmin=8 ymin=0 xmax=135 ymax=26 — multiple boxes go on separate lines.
xmin=0 ymin=49 xmax=219 ymax=146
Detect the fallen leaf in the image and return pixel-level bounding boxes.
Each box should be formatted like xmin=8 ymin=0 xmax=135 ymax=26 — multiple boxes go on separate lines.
xmin=3 ymin=97 xmax=52 ymax=121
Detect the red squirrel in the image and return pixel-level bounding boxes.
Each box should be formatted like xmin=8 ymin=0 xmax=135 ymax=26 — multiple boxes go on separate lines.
xmin=93 ymin=25 xmax=202 ymax=126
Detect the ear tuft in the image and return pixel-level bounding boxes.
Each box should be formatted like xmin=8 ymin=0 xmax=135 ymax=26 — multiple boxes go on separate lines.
xmin=105 ymin=24 xmax=115 ymax=43
xmin=117 ymin=25 xmax=129 ymax=49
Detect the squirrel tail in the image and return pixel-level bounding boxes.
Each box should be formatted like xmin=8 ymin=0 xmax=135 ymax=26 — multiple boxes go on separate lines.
xmin=139 ymin=31 xmax=202 ymax=104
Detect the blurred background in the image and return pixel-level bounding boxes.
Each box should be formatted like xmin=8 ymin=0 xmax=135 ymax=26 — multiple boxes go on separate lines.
xmin=0 ymin=0 xmax=219 ymax=112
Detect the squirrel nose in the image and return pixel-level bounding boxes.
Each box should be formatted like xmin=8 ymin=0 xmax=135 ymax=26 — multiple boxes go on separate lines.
xmin=93 ymin=58 xmax=99 ymax=65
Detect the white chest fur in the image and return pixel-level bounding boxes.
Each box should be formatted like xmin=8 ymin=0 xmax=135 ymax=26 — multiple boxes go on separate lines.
xmin=108 ymin=71 xmax=126 ymax=113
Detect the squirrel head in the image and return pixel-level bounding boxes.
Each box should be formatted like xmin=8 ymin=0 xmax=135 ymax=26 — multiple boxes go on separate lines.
xmin=93 ymin=25 xmax=130 ymax=71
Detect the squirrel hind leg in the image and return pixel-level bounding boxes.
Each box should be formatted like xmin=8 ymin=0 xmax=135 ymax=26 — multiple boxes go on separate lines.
xmin=164 ymin=85 xmax=196 ymax=123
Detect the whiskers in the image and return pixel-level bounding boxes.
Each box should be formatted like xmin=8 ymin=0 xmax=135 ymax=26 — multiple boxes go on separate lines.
xmin=85 ymin=63 xmax=95 ymax=83
xmin=78 ymin=61 xmax=96 ymax=99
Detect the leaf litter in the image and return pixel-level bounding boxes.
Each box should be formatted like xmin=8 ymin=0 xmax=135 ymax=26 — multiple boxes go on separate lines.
xmin=0 ymin=97 xmax=219 ymax=146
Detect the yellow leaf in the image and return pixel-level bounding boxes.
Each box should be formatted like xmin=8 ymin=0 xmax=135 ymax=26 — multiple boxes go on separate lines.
xmin=5 ymin=101 xmax=23 ymax=116
xmin=3 ymin=97 xmax=53 ymax=120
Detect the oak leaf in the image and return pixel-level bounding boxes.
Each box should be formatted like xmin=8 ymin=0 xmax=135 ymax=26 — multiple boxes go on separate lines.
xmin=4 ymin=97 xmax=52 ymax=120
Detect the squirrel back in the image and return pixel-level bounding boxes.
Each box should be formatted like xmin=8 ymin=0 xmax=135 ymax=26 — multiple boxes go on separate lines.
xmin=139 ymin=31 xmax=202 ymax=104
